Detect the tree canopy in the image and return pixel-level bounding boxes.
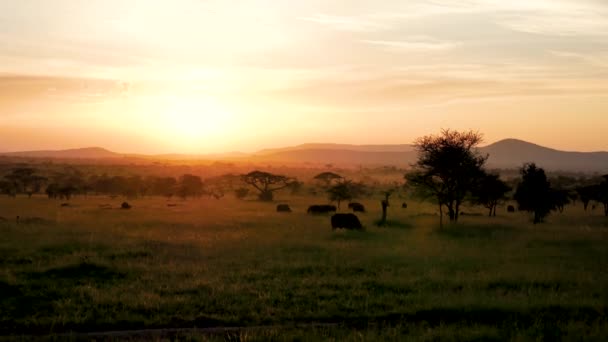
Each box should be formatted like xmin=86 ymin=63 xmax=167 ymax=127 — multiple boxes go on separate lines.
xmin=405 ymin=129 xmax=487 ymax=226
xmin=242 ymin=170 xmax=294 ymax=201
xmin=514 ymin=163 xmax=554 ymax=224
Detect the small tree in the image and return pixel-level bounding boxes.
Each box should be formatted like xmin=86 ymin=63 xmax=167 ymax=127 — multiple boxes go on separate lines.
xmin=234 ymin=187 xmax=249 ymax=200
xmin=595 ymin=175 xmax=608 ymax=216
xmin=177 ymin=174 xmax=204 ymax=199
xmin=313 ymin=172 xmax=343 ymax=188
xmin=242 ymin=170 xmax=293 ymax=201
xmin=327 ymin=179 xmax=367 ymax=209
xmin=514 ymin=163 xmax=554 ymax=224
xmin=405 ymin=129 xmax=487 ymax=226
xmin=471 ymin=172 xmax=511 ymax=217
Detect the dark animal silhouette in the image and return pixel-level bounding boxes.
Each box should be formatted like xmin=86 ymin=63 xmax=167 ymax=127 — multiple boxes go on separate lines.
xmin=307 ymin=204 xmax=337 ymax=214
xmin=402 ymin=202 xmax=408 ymax=209
xmin=121 ymin=202 xmax=132 ymax=209
xmin=507 ymin=205 xmax=515 ymax=213
xmin=348 ymin=202 xmax=365 ymax=212
xmin=331 ymin=213 xmax=363 ymax=230
xmin=276 ymin=204 xmax=292 ymax=213
xmin=60 ymin=203 xmax=70 ymax=207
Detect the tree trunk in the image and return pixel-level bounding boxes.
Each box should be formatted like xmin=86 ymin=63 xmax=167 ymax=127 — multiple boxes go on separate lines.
xmin=259 ymin=190 xmax=273 ymax=201
xmin=492 ymin=204 xmax=497 ymax=217
xmin=380 ymin=200 xmax=389 ymax=225
xmin=439 ymin=203 xmax=443 ymax=228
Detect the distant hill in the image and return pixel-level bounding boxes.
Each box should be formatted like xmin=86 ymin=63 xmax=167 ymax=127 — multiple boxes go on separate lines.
xmin=481 ymin=139 xmax=608 ymax=172
xmin=1 ymin=139 xmax=606 ymax=172
xmin=253 ymin=139 xmax=608 ymax=172
xmin=253 ymin=148 xmax=417 ymax=166
xmin=0 ymin=147 xmax=121 ymax=159
xmin=257 ymin=143 xmax=415 ymax=155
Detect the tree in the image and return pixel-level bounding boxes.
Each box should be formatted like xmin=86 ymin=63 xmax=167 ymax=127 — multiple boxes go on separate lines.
xmin=550 ymin=189 xmax=571 ymax=213
xmin=234 ymin=187 xmax=249 ymax=199
xmin=471 ymin=172 xmax=511 ymax=217
xmin=241 ymin=170 xmax=293 ymax=201
xmin=177 ymin=174 xmax=204 ymax=199
xmin=313 ymin=172 xmax=343 ymax=188
xmin=577 ymin=185 xmax=596 ymax=211
xmin=405 ymin=130 xmax=487 ymax=226
xmin=514 ymin=163 xmax=554 ymax=224
xmin=4 ymin=168 xmax=47 ymax=197
xmin=595 ymin=175 xmax=608 ymax=216
xmin=327 ymin=180 xmax=353 ymax=209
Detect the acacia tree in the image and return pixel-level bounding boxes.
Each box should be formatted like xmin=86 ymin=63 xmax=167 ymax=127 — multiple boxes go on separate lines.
xmin=471 ymin=172 xmax=511 ymax=217
xmin=405 ymin=130 xmax=486 ymax=226
xmin=326 ymin=179 xmax=366 ymax=209
xmin=514 ymin=163 xmax=554 ymax=224
xmin=242 ymin=170 xmax=293 ymax=201
xmin=313 ymin=172 xmax=343 ymax=188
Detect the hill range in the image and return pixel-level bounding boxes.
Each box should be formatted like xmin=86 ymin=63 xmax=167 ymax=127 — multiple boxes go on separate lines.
xmin=1 ymin=139 xmax=607 ymax=172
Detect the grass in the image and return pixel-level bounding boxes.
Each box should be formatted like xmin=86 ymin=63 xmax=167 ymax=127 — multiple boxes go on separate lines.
xmin=1 ymin=194 xmax=607 ymax=340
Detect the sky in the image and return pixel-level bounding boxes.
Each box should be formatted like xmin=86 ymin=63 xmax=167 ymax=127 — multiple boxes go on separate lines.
xmin=1 ymin=0 xmax=607 ymax=154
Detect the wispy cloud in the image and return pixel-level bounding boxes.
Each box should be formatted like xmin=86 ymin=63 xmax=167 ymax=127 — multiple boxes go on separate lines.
xmin=298 ymin=13 xmax=390 ymax=32
xmin=361 ymin=36 xmax=459 ymax=52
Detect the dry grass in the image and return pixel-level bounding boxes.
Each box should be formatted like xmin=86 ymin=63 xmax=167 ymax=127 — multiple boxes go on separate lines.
xmin=1 ymin=194 xmax=607 ymax=340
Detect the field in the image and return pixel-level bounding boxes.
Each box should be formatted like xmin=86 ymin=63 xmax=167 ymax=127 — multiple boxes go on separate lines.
xmin=1 ymin=194 xmax=608 ymax=341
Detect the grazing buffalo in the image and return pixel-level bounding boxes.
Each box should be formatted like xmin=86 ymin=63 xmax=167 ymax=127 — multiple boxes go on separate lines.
xmin=348 ymin=202 xmax=365 ymax=213
xmin=121 ymin=202 xmax=132 ymax=210
xmin=507 ymin=205 xmax=515 ymax=213
xmin=402 ymin=202 xmax=408 ymax=209
xmin=331 ymin=213 xmax=363 ymax=230
xmin=307 ymin=204 xmax=337 ymax=214
xmin=276 ymin=204 xmax=292 ymax=213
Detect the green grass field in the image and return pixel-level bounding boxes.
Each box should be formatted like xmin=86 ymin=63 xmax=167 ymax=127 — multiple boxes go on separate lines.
xmin=1 ymin=195 xmax=608 ymax=340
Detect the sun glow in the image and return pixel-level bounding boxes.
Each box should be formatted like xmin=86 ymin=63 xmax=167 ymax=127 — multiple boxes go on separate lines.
xmin=142 ymin=94 xmax=238 ymax=152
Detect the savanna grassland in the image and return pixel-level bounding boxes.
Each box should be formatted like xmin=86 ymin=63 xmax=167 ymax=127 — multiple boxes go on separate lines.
xmin=1 ymin=194 xmax=608 ymax=341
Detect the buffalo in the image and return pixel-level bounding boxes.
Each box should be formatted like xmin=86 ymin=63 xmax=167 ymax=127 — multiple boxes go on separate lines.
xmin=331 ymin=213 xmax=363 ymax=230
xmin=276 ymin=204 xmax=292 ymax=213
xmin=348 ymin=202 xmax=365 ymax=213
xmin=121 ymin=202 xmax=132 ymax=210
xmin=307 ymin=204 xmax=337 ymax=214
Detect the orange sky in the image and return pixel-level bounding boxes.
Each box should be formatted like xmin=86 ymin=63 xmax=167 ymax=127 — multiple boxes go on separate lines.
xmin=1 ymin=0 xmax=608 ymax=154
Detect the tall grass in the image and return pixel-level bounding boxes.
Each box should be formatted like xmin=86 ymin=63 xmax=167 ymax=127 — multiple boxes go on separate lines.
xmin=1 ymin=195 xmax=607 ymax=339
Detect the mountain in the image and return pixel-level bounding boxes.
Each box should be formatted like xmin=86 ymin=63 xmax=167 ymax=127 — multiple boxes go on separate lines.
xmin=253 ymin=148 xmax=417 ymax=166
xmin=481 ymin=139 xmax=608 ymax=172
xmin=252 ymin=140 xmax=608 ymax=172
xmin=0 ymin=147 xmax=121 ymax=159
xmin=256 ymin=143 xmax=415 ymax=155
xmin=1 ymin=139 xmax=606 ymax=172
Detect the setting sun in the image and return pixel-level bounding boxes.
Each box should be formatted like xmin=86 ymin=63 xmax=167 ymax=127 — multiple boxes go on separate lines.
xmin=155 ymin=96 xmax=235 ymax=147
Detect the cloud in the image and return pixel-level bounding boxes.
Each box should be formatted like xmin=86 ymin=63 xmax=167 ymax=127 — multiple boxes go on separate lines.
xmin=298 ymin=13 xmax=390 ymax=32
xmin=361 ymin=36 xmax=459 ymax=52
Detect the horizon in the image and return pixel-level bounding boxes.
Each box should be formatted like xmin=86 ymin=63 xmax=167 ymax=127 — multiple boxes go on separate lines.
xmin=2 ymin=1 xmax=608 ymax=154
xmin=2 ymin=137 xmax=607 ymax=156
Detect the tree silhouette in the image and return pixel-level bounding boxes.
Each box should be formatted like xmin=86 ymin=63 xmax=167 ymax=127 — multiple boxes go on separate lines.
xmin=327 ymin=179 xmax=367 ymax=209
xmin=242 ymin=170 xmax=293 ymax=201
xmin=177 ymin=174 xmax=204 ymax=199
xmin=471 ymin=172 xmax=511 ymax=216
xmin=313 ymin=172 xmax=343 ymax=188
xmin=577 ymin=185 xmax=596 ymax=211
xmin=4 ymin=168 xmax=47 ymax=197
xmin=514 ymin=163 xmax=554 ymax=224
xmin=405 ymin=129 xmax=487 ymax=226
xmin=596 ymin=175 xmax=608 ymax=216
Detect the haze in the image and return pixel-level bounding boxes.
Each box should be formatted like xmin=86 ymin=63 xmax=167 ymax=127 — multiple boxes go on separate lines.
xmin=1 ymin=0 xmax=607 ymax=154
